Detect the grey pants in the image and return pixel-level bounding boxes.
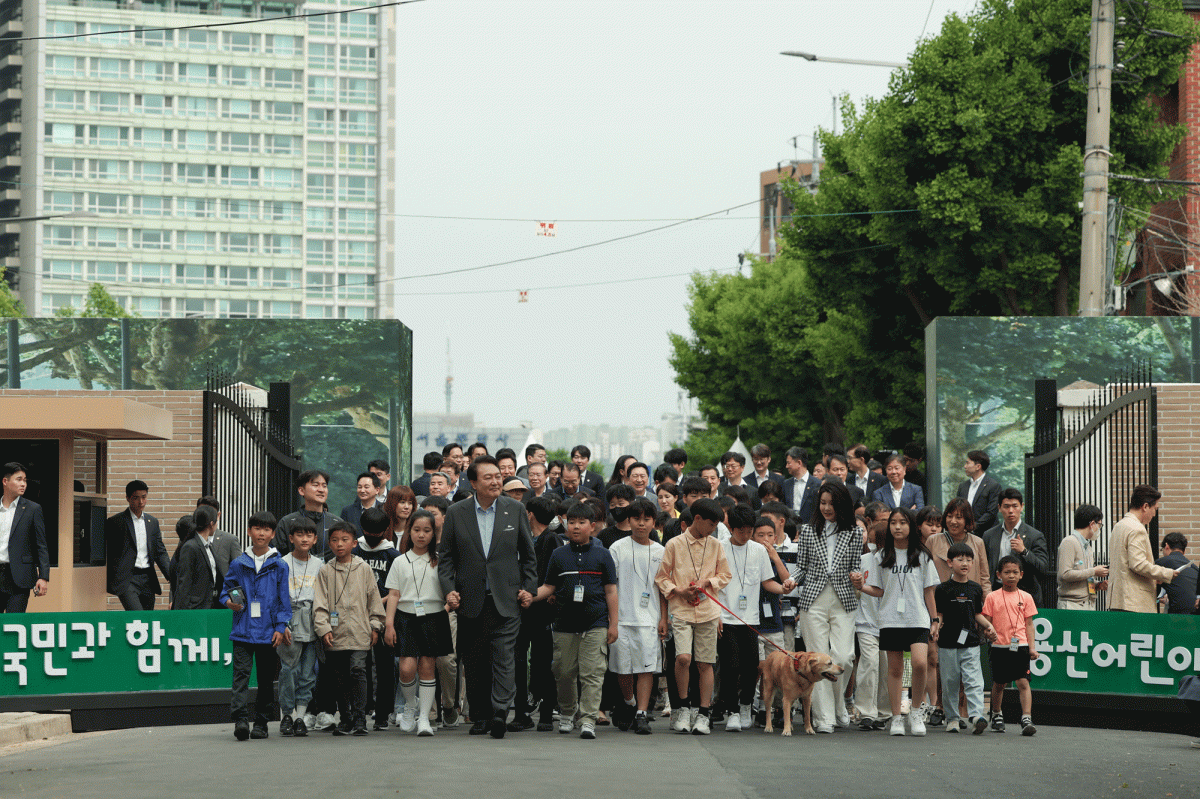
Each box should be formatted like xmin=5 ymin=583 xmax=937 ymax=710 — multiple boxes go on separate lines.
xmin=553 ymin=628 xmax=609 ymax=726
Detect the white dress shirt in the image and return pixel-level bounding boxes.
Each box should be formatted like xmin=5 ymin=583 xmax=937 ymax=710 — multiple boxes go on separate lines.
xmin=967 ymin=474 xmax=984 ymax=505
xmin=132 ymin=513 xmax=149 ymax=569
xmin=0 ymin=498 xmax=14 ymax=564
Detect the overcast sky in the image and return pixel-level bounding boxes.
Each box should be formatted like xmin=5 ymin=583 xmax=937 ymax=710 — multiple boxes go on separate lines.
xmin=394 ymin=0 xmax=980 ymax=431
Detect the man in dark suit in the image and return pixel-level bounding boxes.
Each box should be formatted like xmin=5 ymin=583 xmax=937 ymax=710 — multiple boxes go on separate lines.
xmin=826 ymin=454 xmax=866 ymax=510
xmin=848 ymin=445 xmax=887 ymax=501
xmin=0 ymin=462 xmax=50 ymax=612
xmin=746 ymin=443 xmax=785 ymax=491
xmin=718 ymin=451 xmax=760 ymax=508
xmin=196 ymin=496 xmax=243 ymax=588
xmin=571 ymin=445 xmax=605 ymax=496
xmin=553 ymin=463 xmax=595 ymax=501
xmin=782 ymin=446 xmax=821 ymax=527
xmin=982 ymin=487 xmax=1050 ymax=605
xmin=340 ymin=471 xmax=385 ymax=534
xmin=955 ymin=449 xmax=1002 ymax=533
xmin=106 ymin=479 xmax=171 ymax=610
xmin=438 ymin=455 xmax=538 ymax=739
xmin=410 ymin=451 xmax=444 ymax=498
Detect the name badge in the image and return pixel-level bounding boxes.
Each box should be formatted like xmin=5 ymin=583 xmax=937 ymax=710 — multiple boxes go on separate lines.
xmin=1009 ymin=636 xmax=1019 ymax=652
xmin=330 ymin=611 xmax=340 ymax=628
xmin=250 ymin=601 xmax=262 ymax=618
xmin=957 ymin=629 xmax=968 ymax=645
xmin=762 ymin=602 xmax=772 ymax=618
xmin=573 ymin=585 xmax=585 ymax=603
xmin=737 ymin=595 xmax=748 ymax=611
xmin=896 ymin=596 xmax=906 ymax=614
xmin=640 ymin=591 xmax=651 ymax=609
xmin=414 ymin=599 xmax=426 ymax=617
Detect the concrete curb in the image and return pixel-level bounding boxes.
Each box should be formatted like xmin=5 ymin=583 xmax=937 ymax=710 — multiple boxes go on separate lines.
xmin=0 ymin=712 xmax=72 ymax=747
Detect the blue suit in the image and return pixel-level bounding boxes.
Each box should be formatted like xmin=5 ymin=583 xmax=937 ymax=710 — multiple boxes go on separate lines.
xmin=871 ymin=481 xmax=925 ymax=511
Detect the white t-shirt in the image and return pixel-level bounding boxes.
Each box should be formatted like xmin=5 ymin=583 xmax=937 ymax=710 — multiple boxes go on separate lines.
xmin=866 ymin=547 xmax=939 ymax=629
xmin=383 ymin=550 xmax=445 ymax=613
xmin=718 ymin=539 xmax=774 ymax=626
xmin=609 ymin=537 xmax=664 ymax=627
xmin=854 ymin=549 xmax=881 ymax=634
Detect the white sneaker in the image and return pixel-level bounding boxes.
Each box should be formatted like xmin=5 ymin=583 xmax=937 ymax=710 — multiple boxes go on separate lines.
xmin=559 ymin=717 xmax=574 ymax=734
xmin=916 ymin=701 xmax=931 ymax=722
xmin=301 ymin=713 xmax=317 ymax=731
xmin=740 ymin=704 xmax=754 ymax=730
xmin=670 ymin=707 xmax=690 ymax=733
xmin=580 ymin=722 xmax=596 ymax=739
xmin=416 ymin=716 xmax=434 ymax=737
xmin=725 ymin=711 xmax=741 ymax=731
xmin=691 ymin=713 xmax=711 ymax=735
xmin=387 ymin=712 xmax=397 ymax=726
xmin=399 ymin=705 xmax=417 ymax=733
xmin=909 ymin=712 xmax=927 ymax=737
xmin=315 ymin=712 xmax=336 ymax=731
xmin=890 ymin=715 xmax=906 ymax=736
xmin=661 ymin=702 xmax=672 ymax=718
xmin=688 ymin=707 xmax=700 ymax=731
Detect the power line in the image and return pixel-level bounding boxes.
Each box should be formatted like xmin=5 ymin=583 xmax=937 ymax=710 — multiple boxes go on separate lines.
xmin=0 ymin=0 xmax=424 ymax=44
xmin=391 ymin=209 xmax=917 ymax=223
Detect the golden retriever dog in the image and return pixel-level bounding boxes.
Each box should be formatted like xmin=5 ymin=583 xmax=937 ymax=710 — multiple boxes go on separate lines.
xmin=760 ymin=650 xmax=844 ymax=736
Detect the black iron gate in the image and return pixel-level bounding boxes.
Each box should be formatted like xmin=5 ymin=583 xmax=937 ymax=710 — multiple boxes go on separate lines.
xmin=1023 ymin=362 xmax=1157 ymax=610
xmin=202 ymin=370 xmax=302 ymax=548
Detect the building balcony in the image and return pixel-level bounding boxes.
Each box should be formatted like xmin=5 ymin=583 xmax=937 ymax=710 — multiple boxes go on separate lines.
xmin=0 ymin=87 xmax=20 ymax=105
xmin=0 ymin=19 xmax=22 ymax=38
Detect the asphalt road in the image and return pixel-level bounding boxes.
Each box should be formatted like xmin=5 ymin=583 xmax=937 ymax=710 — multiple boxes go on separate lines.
xmin=1 ymin=717 xmax=1195 ymax=799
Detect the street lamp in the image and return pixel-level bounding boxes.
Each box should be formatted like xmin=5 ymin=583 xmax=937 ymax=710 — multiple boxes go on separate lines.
xmin=781 ymin=51 xmax=908 ymax=69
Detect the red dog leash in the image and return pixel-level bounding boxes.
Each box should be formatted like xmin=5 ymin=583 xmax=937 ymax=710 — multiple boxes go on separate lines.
xmin=700 ymin=588 xmax=799 ymax=663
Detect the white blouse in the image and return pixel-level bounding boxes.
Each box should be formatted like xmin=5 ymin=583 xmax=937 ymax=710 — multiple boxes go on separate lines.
xmin=383 ymin=551 xmax=445 ymax=613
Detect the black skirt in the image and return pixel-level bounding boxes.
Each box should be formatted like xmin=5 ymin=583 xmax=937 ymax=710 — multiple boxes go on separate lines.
xmin=394 ymin=609 xmax=453 ymax=658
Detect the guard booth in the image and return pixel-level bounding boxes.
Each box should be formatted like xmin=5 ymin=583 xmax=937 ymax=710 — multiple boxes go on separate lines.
xmin=0 ymin=396 xmax=172 ymax=612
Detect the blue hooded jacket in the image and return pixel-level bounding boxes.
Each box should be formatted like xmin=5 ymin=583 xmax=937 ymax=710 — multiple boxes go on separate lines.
xmin=220 ymin=548 xmax=292 ymax=645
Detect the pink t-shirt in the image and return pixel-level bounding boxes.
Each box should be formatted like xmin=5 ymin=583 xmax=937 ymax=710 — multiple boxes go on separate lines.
xmin=982 ymin=588 xmax=1037 ymax=646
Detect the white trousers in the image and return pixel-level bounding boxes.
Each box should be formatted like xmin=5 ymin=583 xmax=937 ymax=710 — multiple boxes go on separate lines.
xmin=797 ymin=585 xmax=855 ymax=728
xmin=854 ymin=631 xmax=891 ymax=722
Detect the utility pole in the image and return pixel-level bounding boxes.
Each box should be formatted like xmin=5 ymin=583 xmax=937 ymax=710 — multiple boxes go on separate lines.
xmin=444 ymin=338 xmax=453 ymax=415
xmin=1078 ymin=0 xmax=1114 ymax=317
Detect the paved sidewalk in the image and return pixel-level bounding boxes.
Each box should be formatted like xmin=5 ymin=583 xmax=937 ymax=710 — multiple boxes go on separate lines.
xmin=0 ymin=718 xmax=1196 ymax=799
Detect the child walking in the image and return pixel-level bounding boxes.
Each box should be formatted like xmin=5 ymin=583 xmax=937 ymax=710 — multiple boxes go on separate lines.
xmin=384 ymin=510 xmax=454 ymax=736
xmin=934 ymin=541 xmax=997 ymax=734
xmin=313 ymin=521 xmax=386 ymax=736
xmin=981 ymin=554 xmax=1039 ymax=735
xmin=278 ymin=517 xmax=320 ymax=737
xmin=853 ymin=507 xmax=940 ymax=737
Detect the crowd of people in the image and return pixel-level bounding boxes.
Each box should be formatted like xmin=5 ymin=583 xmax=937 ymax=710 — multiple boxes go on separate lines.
xmin=0 ymin=439 xmax=1190 ymax=743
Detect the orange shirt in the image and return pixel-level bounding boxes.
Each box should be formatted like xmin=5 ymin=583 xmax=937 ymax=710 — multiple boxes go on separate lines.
xmin=655 ymin=533 xmax=731 ymax=624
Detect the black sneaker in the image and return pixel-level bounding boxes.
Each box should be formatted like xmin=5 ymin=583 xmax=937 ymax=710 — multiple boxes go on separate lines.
xmin=990 ymin=712 xmax=1005 ymax=733
xmin=373 ymin=719 xmax=389 ymax=731
xmin=332 ymin=720 xmax=352 ymax=736
xmin=928 ymin=706 xmax=945 ymax=727
xmin=633 ymin=714 xmax=652 ymax=735
xmin=293 ymin=717 xmax=308 ymax=737
xmin=250 ymin=723 xmax=269 ymax=739
xmin=352 ymin=717 xmax=369 ymax=736
xmin=279 ymin=714 xmax=294 ymax=737
xmin=536 ymin=719 xmax=555 ymax=732
xmin=709 ymin=708 xmax=724 ymax=724
xmin=614 ymin=704 xmax=636 ymax=732
xmin=1020 ymin=716 xmax=1037 ymax=736
xmin=234 ymin=720 xmax=250 ymax=741
xmin=858 ymin=717 xmax=876 ymax=731
xmin=507 ymin=714 xmax=535 ymax=732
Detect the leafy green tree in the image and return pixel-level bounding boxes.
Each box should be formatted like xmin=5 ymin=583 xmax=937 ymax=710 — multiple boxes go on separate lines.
xmin=0 ymin=269 xmax=23 ymax=317
xmin=671 ymin=0 xmax=1197 ymax=457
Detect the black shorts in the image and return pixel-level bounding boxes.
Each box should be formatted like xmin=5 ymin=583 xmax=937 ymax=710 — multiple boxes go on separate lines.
xmin=990 ymin=645 xmax=1031 ymax=685
xmin=393 ymin=610 xmax=454 ymax=658
xmin=879 ymin=627 xmax=930 ymax=652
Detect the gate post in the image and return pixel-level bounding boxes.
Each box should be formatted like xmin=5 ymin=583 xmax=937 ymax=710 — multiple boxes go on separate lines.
xmin=1032 ymin=379 xmax=1059 ymax=607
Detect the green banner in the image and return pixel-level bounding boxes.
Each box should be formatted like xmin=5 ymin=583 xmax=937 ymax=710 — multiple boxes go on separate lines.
xmin=1 ymin=611 xmax=242 ymax=697
xmin=1024 ymin=608 xmax=1200 ymax=696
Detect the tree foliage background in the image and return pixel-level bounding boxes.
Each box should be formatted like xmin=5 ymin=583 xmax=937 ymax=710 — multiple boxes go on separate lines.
xmin=670 ymin=0 xmax=1198 ymax=470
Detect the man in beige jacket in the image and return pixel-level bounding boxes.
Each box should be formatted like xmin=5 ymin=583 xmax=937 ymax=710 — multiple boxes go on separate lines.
xmin=1057 ymin=504 xmax=1109 ymax=610
xmin=1108 ymin=485 xmax=1176 ymax=613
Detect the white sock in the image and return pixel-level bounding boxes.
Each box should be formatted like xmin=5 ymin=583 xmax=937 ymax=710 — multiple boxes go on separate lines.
xmin=401 ymin=679 xmax=417 ymax=706
xmin=625 ymin=697 xmax=636 ymax=707
xmin=294 ymin=704 xmax=306 ymax=719
xmin=419 ymin=680 xmax=437 ymax=722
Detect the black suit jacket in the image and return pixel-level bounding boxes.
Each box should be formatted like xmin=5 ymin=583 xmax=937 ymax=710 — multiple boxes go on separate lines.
xmin=783 ymin=474 xmax=820 ymax=526
xmin=3 ymin=497 xmax=49 ymax=589
xmin=982 ymin=520 xmax=1050 ymax=605
xmin=106 ymin=509 xmax=171 ymax=595
xmin=955 ymin=474 xmax=1002 ymax=533
xmin=172 ymin=536 xmax=216 ymax=610
xmin=580 ymin=470 xmax=605 ymax=496
xmin=719 ymin=479 xmax=760 ymax=508
xmin=210 ymin=529 xmax=243 ymax=587
xmin=851 ymin=470 xmax=887 ymax=500
xmin=340 ymin=499 xmax=385 ymax=535
xmin=410 ymin=473 xmax=433 ymax=498
xmin=437 ymin=495 xmax=537 ymax=619
xmin=746 ymin=471 xmax=785 ymax=491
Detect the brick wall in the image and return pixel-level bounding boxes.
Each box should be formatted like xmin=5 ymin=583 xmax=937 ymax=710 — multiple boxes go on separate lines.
xmin=0 ymin=389 xmax=203 ymax=609
xmin=1155 ymin=384 xmax=1200 ymax=541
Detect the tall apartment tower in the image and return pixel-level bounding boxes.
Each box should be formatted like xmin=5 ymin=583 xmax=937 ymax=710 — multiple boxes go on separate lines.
xmin=0 ymin=0 xmax=396 ymax=319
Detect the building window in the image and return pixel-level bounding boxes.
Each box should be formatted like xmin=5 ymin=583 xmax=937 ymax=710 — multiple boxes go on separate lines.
xmin=264 ymin=267 xmax=301 ymax=287
xmin=339 ymin=305 xmax=371 ymax=319
xmin=307 ymin=240 xmax=334 ymax=266
xmin=133 ymin=160 xmax=171 ymax=182
xmin=307 ymin=43 xmax=335 ymax=69
xmin=339 ymin=110 xmax=376 ymax=136
xmin=42 ymin=294 xmax=85 ymax=315
xmin=339 ymin=240 xmax=376 ymax=268
xmin=223 ymin=31 xmax=259 ymax=52
xmin=45 ymin=123 xmax=85 ymax=145
xmin=134 ymin=27 xmax=173 ymax=47
xmin=221 ymin=132 xmax=260 ymax=153
xmin=180 ymin=197 xmax=215 ymax=218
xmin=338 ymin=175 xmax=376 ymax=202
xmin=219 ymin=299 xmax=258 ymax=319
xmin=45 ymin=157 xmax=85 ymax=178
xmin=42 ymin=259 xmax=84 ymax=280
xmin=265 ymin=68 xmax=301 ymax=89
xmin=90 ymin=159 xmax=129 ymax=181
xmin=264 ymin=135 xmax=300 ymax=155
xmin=91 ymin=22 xmax=131 ymax=45
xmin=182 ymin=231 xmax=215 ymax=251
xmin=339 ymin=11 xmax=377 ymax=38
xmin=306 ymin=304 xmax=334 ymax=319
xmin=221 ymin=234 xmax=258 ymax=254
xmin=340 ymin=142 xmax=376 ymax=169
xmin=135 ymin=60 xmax=173 ymax=81
xmin=220 ymin=165 xmax=259 ymax=186
xmin=88 ymin=126 xmax=129 ymax=147
xmin=130 ymin=263 xmax=172 ymax=283
xmin=90 ymin=91 xmax=129 ymax=114
xmin=87 ymin=193 xmax=128 ymax=214
xmin=88 ymin=261 xmax=126 ymax=282
xmin=132 ymin=229 xmax=171 ymax=250
xmin=307 ymin=141 xmax=335 ymax=168
xmin=339 ymin=45 xmax=375 ymax=71
xmin=177 ymin=62 xmax=218 ymax=84
xmin=263 ymin=237 xmax=301 ymax=257
xmin=306 ymin=271 xmax=334 ymax=297
xmin=340 ymin=77 xmax=376 ymax=104
xmin=129 ymin=296 xmax=169 ymax=317
xmin=44 ymin=191 xmax=84 ymax=213
xmin=307 ymin=75 xmax=336 ymax=102
xmin=134 ymin=94 xmax=173 ymax=115
xmin=306 ymin=206 xmax=334 ymax=232
xmin=265 ymin=34 xmax=300 ymax=56
xmin=91 ymin=58 xmax=130 ymax=81
xmin=265 ymin=101 xmax=301 ymax=122
xmin=47 ymin=225 xmax=83 ymax=247
xmin=339 ymin=208 xmax=375 ymax=235
xmin=87 ymin=227 xmax=127 ymax=249
xmin=181 ymin=298 xmax=215 ymax=317
xmin=132 ymin=196 xmax=172 ymax=216
xmin=263 ymin=201 xmax=301 ymax=222
xmin=133 ymin=128 xmax=174 ymax=149
xmin=223 ymin=65 xmax=261 ymax=87
xmin=307 ymin=173 xmax=335 ymax=201
xmin=222 ymin=99 xmax=260 ymax=120
xmin=48 ymin=89 xmax=85 ymax=111
xmin=220 ymin=265 xmax=258 ymax=285
xmin=177 ymin=264 xmax=216 ymax=284
xmin=47 ymin=56 xmax=86 ymax=78
xmin=307 ymin=108 xmax=334 ymax=134
xmin=267 ymin=301 xmax=300 ymax=318
xmin=181 ymin=30 xmax=218 ymax=51
xmin=221 ymin=198 xmax=256 ymax=219
xmin=183 ymin=130 xmax=216 ymax=151
xmin=338 ymin=273 xmax=374 ymax=299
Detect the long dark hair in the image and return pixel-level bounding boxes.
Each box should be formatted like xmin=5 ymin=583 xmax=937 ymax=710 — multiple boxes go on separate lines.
xmin=608 ymin=455 xmax=636 ymax=486
xmin=399 ymin=509 xmax=438 ymax=566
xmin=878 ymin=507 xmax=927 ymax=570
xmin=810 ymin=480 xmax=855 ymax=531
